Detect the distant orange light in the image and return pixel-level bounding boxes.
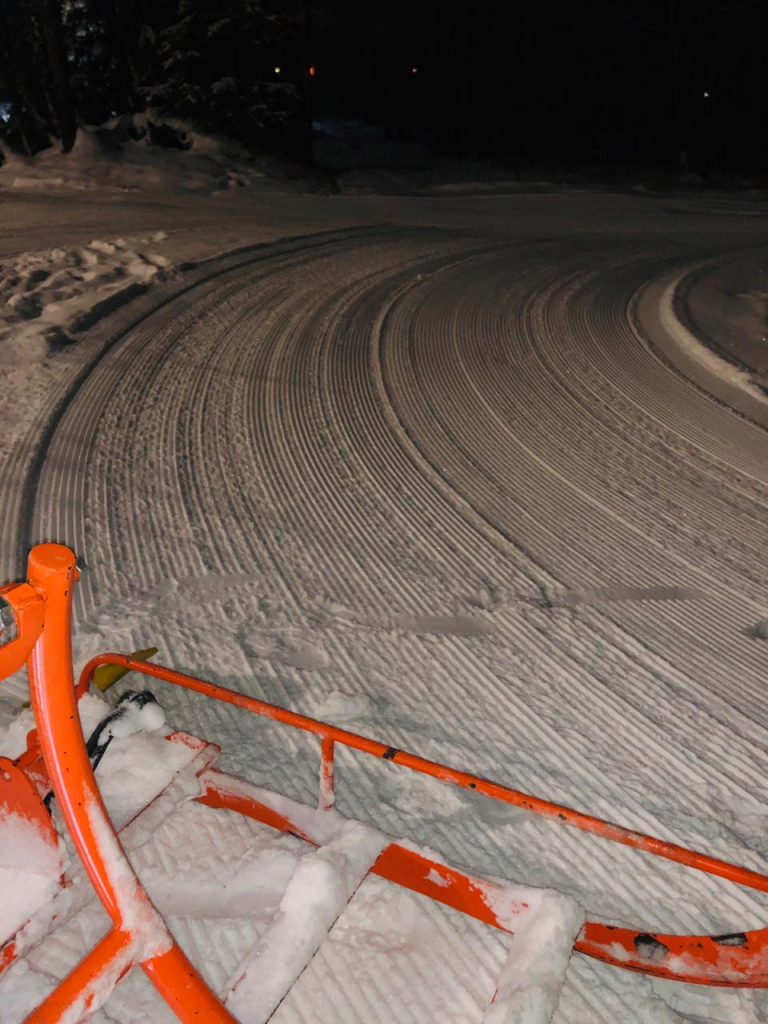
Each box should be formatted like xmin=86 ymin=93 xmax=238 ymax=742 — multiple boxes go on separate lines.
xmin=309 ymin=65 xmax=316 ymax=77
xmin=274 ymin=66 xmax=281 ymax=75
xmin=411 ymin=67 xmax=419 ymax=74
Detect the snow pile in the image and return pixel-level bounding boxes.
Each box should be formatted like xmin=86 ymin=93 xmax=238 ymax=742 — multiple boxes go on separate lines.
xmin=0 ymin=118 xmax=328 ymax=196
xmin=0 ymin=691 xmax=115 ymax=761
xmin=0 ymin=811 xmax=66 ymax=943
xmin=141 ymin=827 xmax=302 ymax=921
xmin=0 ymin=234 xmax=171 ymax=362
xmin=92 ymin=727 xmax=197 ymax=831
xmin=108 ymin=695 xmax=167 ymax=740
xmin=0 ymin=688 xmax=199 ymax=829
xmin=225 ymin=819 xmax=389 ymax=1023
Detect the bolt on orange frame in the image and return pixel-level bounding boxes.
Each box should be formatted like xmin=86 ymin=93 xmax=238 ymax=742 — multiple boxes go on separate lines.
xmin=1 ymin=545 xmax=768 ymax=1024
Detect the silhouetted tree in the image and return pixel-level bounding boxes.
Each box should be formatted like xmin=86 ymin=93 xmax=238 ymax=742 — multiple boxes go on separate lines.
xmin=0 ymin=0 xmax=299 ymax=157
xmin=37 ymin=0 xmax=77 ymax=150
xmin=144 ymin=0 xmax=296 ymax=149
xmin=0 ymin=0 xmax=53 ymax=153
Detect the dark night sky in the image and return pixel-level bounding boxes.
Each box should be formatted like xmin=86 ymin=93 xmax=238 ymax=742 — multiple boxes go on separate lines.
xmin=307 ymin=0 xmax=768 ymax=167
xmin=1 ymin=0 xmax=764 ymax=169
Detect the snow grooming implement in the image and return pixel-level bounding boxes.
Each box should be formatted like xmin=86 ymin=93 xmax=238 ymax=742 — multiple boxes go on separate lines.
xmin=1 ymin=547 xmax=767 ymax=1023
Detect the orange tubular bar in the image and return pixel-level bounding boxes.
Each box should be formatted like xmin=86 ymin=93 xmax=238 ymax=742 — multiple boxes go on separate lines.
xmin=20 ymin=546 xmax=236 ymax=1024
xmin=199 ymin=769 xmax=538 ymax=925
xmin=3 ymin=543 xmax=767 ymax=1008
xmin=78 ymin=651 xmax=768 ymax=988
xmin=24 ymin=928 xmax=135 ymax=1023
xmin=197 ymin=770 xmax=768 ymax=988
xmin=319 ymin=736 xmax=335 ymax=811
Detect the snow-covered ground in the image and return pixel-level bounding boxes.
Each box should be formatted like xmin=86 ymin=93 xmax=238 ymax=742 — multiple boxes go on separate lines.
xmin=1 ymin=177 xmax=768 ymax=1023
xmin=0 ymin=118 xmax=330 ymax=198
xmin=0 ymin=232 xmax=169 ymax=438
xmin=674 ymin=254 xmax=768 ymax=393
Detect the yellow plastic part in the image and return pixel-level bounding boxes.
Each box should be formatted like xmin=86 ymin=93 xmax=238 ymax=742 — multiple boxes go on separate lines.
xmin=92 ymin=647 xmax=158 ymax=691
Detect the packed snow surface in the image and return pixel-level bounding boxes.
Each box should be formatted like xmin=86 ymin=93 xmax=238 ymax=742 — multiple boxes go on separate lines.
xmin=1 ymin=185 xmax=768 ymax=1022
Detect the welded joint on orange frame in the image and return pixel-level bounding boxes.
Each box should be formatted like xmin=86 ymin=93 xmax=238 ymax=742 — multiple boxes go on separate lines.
xmin=319 ymin=736 xmax=335 ymax=811
xmin=0 ymin=582 xmax=45 ymax=679
xmin=22 ymin=926 xmax=139 ymax=1024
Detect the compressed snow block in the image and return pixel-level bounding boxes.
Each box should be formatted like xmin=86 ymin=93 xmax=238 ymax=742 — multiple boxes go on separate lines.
xmin=483 ymin=889 xmax=584 ymax=1024
xmin=225 ymin=819 xmax=389 ymax=1023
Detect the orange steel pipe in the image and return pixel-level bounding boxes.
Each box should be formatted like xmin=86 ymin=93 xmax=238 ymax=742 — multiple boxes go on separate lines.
xmin=24 ymin=928 xmax=134 ymax=1023
xmin=79 ymin=652 xmax=768 ymax=898
xmin=14 ymin=547 xmax=768 ymax=996
xmin=25 ymin=547 xmax=236 ymax=1024
xmin=319 ymin=736 xmax=335 ymax=810
xmin=142 ymin=942 xmax=242 ymax=1022
xmin=199 ymin=769 xmax=535 ymax=928
xmin=198 ymin=770 xmax=768 ymax=987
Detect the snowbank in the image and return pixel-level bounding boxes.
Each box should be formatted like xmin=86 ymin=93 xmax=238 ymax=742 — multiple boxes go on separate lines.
xmin=0 ymin=233 xmax=171 ymax=363
xmin=0 ymin=116 xmax=328 ymax=197
xmin=0 ymin=811 xmax=66 ymax=943
xmin=659 ymin=276 xmax=768 ymax=405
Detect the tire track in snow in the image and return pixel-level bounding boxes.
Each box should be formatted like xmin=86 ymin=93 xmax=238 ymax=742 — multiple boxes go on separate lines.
xmin=151 ymin=236 xmax=768 ymax=940
xmin=23 ymin=226 xmax=768 ymax=1024
xmin=374 ymin=248 xmax=768 ymax=852
xmin=378 ymin=250 xmax=768 ymax=718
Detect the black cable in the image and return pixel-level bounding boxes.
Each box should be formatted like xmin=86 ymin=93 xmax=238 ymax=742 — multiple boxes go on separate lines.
xmin=43 ymin=690 xmax=161 ymax=808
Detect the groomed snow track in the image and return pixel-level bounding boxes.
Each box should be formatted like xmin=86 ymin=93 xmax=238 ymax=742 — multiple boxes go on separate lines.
xmin=6 ymin=223 xmax=768 ymax=1022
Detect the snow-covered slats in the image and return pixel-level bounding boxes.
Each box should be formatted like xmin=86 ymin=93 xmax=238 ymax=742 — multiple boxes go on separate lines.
xmin=225 ymin=820 xmax=389 ymax=1023
xmin=483 ymin=890 xmax=583 ymax=1024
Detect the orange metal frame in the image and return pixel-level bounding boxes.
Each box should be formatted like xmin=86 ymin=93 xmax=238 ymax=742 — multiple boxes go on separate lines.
xmin=1 ymin=547 xmax=236 ymax=1024
xmin=1 ymin=545 xmax=768 ymax=1023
